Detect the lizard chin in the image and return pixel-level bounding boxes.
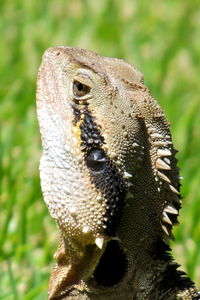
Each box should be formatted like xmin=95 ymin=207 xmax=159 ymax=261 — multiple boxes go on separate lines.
xmin=48 ymin=236 xmax=128 ymax=299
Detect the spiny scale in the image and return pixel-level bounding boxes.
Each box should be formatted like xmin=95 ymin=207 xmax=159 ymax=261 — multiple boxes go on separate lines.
xmin=147 ymin=126 xmax=156 ymax=133
xmin=164 ymin=205 xmax=178 ymax=215
xmin=162 ymin=212 xmax=172 ymax=225
xmin=157 ymin=149 xmax=171 ymax=157
xmin=150 ymin=133 xmax=164 ymax=139
xmin=123 ymin=171 xmax=133 ymax=179
xmin=169 ymin=184 xmax=179 ymax=194
xmin=156 ymin=158 xmax=171 ymax=170
xmin=153 ymin=141 xmax=168 ymax=147
xmin=95 ymin=237 xmax=104 ymax=249
xmin=161 ymin=224 xmax=169 ymax=236
xmin=82 ymin=226 xmax=91 ymax=234
xmin=157 ymin=171 xmax=171 ymax=183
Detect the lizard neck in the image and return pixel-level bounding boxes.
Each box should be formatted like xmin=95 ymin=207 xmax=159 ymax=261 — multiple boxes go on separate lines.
xmin=49 ymin=192 xmax=198 ymax=300
xmin=53 ymin=237 xmax=197 ymax=300
xmin=84 ymin=238 xmax=197 ymax=300
xmin=127 ymin=238 xmax=196 ymax=299
xmin=109 ymin=190 xmax=197 ymax=299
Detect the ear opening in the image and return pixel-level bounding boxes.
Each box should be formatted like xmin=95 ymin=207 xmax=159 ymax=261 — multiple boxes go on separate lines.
xmin=93 ymin=239 xmax=128 ymax=287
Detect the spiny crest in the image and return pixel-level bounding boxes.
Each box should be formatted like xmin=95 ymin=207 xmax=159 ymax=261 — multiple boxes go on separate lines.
xmin=147 ymin=124 xmax=182 ymax=240
xmin=161 ymin=204 xmax=179 ymax=239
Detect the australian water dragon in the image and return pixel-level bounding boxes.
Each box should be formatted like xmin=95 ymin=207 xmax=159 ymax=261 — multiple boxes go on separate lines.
xmin=36 ymin=47 xmax=200 ymax=300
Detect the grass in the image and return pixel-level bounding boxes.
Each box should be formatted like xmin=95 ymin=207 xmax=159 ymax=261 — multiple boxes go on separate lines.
xmin=1 ymin=0 xmax=200 ymax=298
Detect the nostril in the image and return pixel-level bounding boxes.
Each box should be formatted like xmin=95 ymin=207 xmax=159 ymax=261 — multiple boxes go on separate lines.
xmin=56 ymin=52 xmax=60 ymax=56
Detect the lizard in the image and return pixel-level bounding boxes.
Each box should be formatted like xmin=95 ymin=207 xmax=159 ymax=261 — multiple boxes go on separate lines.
xmin=36 ymin=46 xmax=200 ymax=300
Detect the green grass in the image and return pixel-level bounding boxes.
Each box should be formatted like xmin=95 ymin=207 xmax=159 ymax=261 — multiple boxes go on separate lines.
xmin=1 ymin=0 xmax=200 ymax=298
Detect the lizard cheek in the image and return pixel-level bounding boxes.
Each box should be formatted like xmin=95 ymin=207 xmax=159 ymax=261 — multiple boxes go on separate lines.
xmin=85 ymin=148 xmax=127 ymax=236
xmin=86 ymin=148 xmax=107 ymax=173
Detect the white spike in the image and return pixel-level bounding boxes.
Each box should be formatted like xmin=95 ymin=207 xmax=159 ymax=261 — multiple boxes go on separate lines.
xmin=157 ymin=171 xmax=171 ymax=183
xmin=162 ymin=224 xmax=169 ymax=236
xmin=151 ymin=133 xmax=164 ymax=139
xmin=157 ymin=149 xmax=171 ymax=157
xmin=109 ymin=152 xmax=117 ymax=159
xmin=164 ymin=158 xmax=170 ymax=164
xmin=115 ymin=160 xmax=121 ymax=166
xmin=128 ymin=182 xmax=133 ymax=187
xmin=147 ymin=127 xmax=156 ymax=133
xmin=156 ymin=158 xmax=171 ymax=170
xmin=82 ymin=226 xmax=91 ymax=234
xmin=164 ymin=205 xmax=178 ymax=215
xmin=96 ymin=195 xmax=102 ymax=202
xmin=162 ymin=212 xmax=172 ymax=225
xmin=95 ymin=237 xmax=104 ymax=249
xmin=123 ymin=171 xmax=132 ymax=179
xmin=133 ymin=142 xmax=139 ymax=148
xmin=68 ymin=206 xmax=77 ymax=216
xmin=169 ymin=184 xmax=179 ymax=194
xmin=179 ymin=176 xmax=183 ymax=180
xmin=154 ymin=141 xmax=167 ymax=147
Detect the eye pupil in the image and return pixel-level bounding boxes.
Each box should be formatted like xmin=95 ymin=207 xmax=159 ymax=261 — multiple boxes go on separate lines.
xmin=77 ymin=83 xmax=83 ymax=91
xmin=73 ymin=80 xmax=90 ymax=97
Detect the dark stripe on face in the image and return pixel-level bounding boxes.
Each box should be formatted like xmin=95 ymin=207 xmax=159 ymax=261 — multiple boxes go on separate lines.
xmin=86 ymin=148 xmax=126 ymax=236
xmin=71 ymin=103 xmax=127 ymax=236
xmin=72 ymin=103 xmax=104 ymax=147
xmin=79 ymin=109 xmax=104 ymax=149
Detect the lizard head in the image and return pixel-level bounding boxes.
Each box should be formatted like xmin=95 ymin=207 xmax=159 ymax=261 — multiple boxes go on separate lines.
xmin=37 ymin=47 xmax=181 ymax=297
xmin=36 ymin=47 xmax=145 ymax=245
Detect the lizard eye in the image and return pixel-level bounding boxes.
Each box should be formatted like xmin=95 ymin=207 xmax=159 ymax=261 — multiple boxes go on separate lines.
xmin=86 ymin=149 xmax=107 ymax=173
xmin=73 ymin=80 xmax=90 ymax=98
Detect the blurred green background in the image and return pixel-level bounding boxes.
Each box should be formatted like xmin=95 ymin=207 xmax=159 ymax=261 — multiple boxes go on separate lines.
xmin=1 ymin=0 xmax=200 ymax=299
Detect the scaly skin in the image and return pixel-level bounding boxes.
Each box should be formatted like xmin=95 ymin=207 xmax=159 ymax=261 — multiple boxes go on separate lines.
xmin=36 ymin=47 xmax=199 ymax=300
